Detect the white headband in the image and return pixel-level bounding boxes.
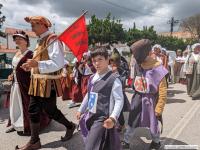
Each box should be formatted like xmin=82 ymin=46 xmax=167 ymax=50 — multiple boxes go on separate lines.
xmin=192 ymin=43 xmax=200 ymax=51
xmin=152 ymin=44 xmax=162 ymax=51
xmin=13 ymin=33 xmax=27 ymax=40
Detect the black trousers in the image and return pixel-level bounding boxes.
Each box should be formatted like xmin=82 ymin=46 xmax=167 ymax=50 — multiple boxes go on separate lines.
xmin=118 ymin=111 xmax=125 ymax=126
xmin=28 ymin=90 xmax=73 ymax=129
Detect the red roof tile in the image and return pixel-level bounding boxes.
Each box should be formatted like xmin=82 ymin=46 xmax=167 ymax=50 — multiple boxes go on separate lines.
xmin=5 ymin=27 xmax=37 ymax=38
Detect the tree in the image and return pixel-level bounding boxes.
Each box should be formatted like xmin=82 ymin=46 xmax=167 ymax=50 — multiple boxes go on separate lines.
xmin=180 ymin=13 xmax=200 ymax=40
xmin=87 ymin=13 xmax=125 ymax=45
xmin=126 ymin=25 xmax=157 ymax=46
xmin=87 ymin=13 xmax=197 ymax=51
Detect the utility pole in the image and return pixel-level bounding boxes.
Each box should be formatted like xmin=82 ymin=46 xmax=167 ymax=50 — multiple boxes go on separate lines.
xmin=167 ymin=17 xmax=179 ymax=36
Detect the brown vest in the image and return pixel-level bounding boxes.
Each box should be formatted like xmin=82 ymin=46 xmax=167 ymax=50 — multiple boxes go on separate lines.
xmin=28 ymin=33 xmax=62 ymax=98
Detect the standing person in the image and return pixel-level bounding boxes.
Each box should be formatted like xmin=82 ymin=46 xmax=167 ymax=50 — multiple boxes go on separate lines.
xmin=161 ymin=48 xmax=169 ymax=69
xmin=16 ymin=16 xmax=76 ymax=150
xmin=179 ymin=50 xmax=188 ymax=84
xmin=6 ymin=31 xmax=50 ymax=136
xmin=122 ymin=39 xmax=168 ymax=149
xmin=151 ymin=44 xmax=163 ymax=64
xmin=68 ymin=60 xmax=83 ymax=108
xmin=61 ymin=63 xmax=73 ymax=101
xmin=174 ymin=49 xmax=183 ymax=83
xmin=128 ymin=54 xmax=136 ymax=87
xmin=109 ymin=50 xmax=130 ymax=132
xmin=77 ymin=47 xmax=124 ymax=150
xmin=79 ymin=52 xmax=95 ymax=98
xmin=185 ymin=43 xmax=200 ymax=99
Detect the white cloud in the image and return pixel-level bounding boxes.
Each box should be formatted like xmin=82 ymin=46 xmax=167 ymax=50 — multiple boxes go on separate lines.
xmin=1 ymin=0 xmax=200 ymax=33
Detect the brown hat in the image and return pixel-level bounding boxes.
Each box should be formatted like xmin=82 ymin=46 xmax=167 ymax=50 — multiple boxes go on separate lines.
xmin=24 ymin=16 xmax=52 ymax=27
xmin=130 ymin=39 xmax=151 ymax=64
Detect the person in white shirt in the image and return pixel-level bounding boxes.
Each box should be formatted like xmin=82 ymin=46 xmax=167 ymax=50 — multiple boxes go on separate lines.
xmin=76 ymin=47 xmax=124 ymax=150
xmin=16 ymin=16 xmax=76 ymax=150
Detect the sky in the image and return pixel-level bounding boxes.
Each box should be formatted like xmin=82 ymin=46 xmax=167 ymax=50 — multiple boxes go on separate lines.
xmin=1 ymin=0 xmax=200 ymax=34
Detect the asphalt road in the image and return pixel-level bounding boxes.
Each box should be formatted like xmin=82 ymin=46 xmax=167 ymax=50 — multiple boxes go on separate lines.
xmin=0 ymin=83 xmax=199 ymax=150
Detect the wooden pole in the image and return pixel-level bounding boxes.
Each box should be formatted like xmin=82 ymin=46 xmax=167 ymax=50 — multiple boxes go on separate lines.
xmin=33 ymin=10 xmax=88 ymax=59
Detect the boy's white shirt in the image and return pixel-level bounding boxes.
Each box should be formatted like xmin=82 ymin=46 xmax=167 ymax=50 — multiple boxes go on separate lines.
xmin=78 ymin=70 xmax=124 ymax=122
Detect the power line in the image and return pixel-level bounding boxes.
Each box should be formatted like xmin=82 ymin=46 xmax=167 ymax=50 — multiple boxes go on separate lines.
xmin=101 ymin=0 xmax=169 ymax=19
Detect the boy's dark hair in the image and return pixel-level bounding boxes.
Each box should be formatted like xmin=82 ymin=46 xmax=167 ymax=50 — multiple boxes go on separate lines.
xmin=90 ymin=46 xmax=109 ymax=59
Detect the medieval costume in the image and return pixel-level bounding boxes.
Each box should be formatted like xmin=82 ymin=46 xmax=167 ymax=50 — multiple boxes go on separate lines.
xmin=68 ymin=61 xmax=83 ymax=108
xmin=109 ymin=49 xmax=130 ymax=132
xmin=79 ymin=52 xmax=95 ymax=98
xmin=128 ymin=55 xmax=136 ymax=87
xmin=174 ymin=49 xmax=184 ymax=83
xmin=7 ymin=32 xmax=50 ymax=135
xmin=16 ymin=16 xmax=76 ymax=150
xmin=151 ymin=44 xmax=163 ymax=64
xmin=179 ymin=50 xmax=188 ymax=84
xmin=61 ymin=64 xmax=73 ymax=101
xmin=122 ymin=39 xmax=168 ymax=149
xmin=78 ymin=47 xmax=124 ymax=150
xmin=79 ymin=70 xmax=124 ymax=150
xmin=184 ymin=43 xmax=200 ymax=99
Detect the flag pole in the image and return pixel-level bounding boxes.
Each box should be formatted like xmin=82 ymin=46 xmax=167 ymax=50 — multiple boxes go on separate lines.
xmin=33 ymin=10 xmax=88 ymax=60
xmin=59 ymin=10 xmax=88 ymax=38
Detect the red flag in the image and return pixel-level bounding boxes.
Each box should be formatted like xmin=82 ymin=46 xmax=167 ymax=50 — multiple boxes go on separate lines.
xmin=58 ymin=15 xmax=88 ymax=61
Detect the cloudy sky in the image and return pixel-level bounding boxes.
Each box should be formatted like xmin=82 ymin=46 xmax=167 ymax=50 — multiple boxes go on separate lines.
xmin=1 ymin=0 xmax=200 ymax=34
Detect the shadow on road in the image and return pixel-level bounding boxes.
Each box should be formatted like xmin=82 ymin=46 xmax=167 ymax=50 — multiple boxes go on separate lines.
xmin=166 ymin=98 xmax=186 ymax=104
xmin=42 ymin=131 xmax=84 ymax=150
xmin=160 ymin=137 xmax=189 ymax=149
xmin=122 ymin=128 xmax=189 ymax=150
xmin=167 ymin=89 xmax=185 ymax=97
xmin=0 ymin=107 xmax=9 ymax=124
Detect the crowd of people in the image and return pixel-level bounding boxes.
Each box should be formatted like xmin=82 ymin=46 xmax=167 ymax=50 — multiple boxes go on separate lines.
xmin=3 ymin=15 xmax=200 ymax=150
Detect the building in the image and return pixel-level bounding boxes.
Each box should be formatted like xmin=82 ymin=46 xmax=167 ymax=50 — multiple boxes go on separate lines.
xmin=0 ymin=27 xmax=37 ymax=59
xmin=158 ymin=31 xmax=196 ymax=40
xmin=0 ymin=27 xmax=76 ymax=64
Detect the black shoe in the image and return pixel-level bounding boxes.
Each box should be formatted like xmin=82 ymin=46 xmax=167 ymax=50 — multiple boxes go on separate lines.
xmin=5 ymin=127 xmax=16 ymax=133
xmin=17 ymin=131 xmax=31 ymax=136
xmin=121 ymin=141 xmax=130 ymax=149
xmin=150 ymin=141 xmax=161 ymax=150
xmin=61 ymin=123 xmax=76 ymax=141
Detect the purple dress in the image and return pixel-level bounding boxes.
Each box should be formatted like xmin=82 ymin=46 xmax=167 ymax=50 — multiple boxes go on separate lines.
xmin=128 ymin=64 xmax=168 ymax=135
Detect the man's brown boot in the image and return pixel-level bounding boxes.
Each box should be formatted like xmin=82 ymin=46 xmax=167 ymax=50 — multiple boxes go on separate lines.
xmin=15 ymin=140 xmax=41 ymax=150
xmin=15 ymin=122 xmax=41 ymax=150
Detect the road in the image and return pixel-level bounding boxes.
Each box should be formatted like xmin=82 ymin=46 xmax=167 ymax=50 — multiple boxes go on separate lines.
xmin=0 ymin=83 xmax=199 ymax=150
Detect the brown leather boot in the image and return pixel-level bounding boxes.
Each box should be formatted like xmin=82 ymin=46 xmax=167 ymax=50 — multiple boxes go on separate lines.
xmin=30 ymin=123 xmax=40 ymax=144
xmin=15 ymin=140 xmax=41 ymax=150
xmin=15 ymin=122 xmax=41 ymax=150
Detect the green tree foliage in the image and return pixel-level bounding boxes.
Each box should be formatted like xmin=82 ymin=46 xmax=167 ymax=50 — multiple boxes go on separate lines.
xmin=126 ymin=25 xmax=157 ymax=46
xmin=87 ymin=13 xmax=197 ymax=51
xmin=87 ymin=13 xmax=125 ymax=45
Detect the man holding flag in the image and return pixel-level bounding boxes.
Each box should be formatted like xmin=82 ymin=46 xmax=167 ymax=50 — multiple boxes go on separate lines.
xmin=16 ymin=16 xmax=77 ymax=150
